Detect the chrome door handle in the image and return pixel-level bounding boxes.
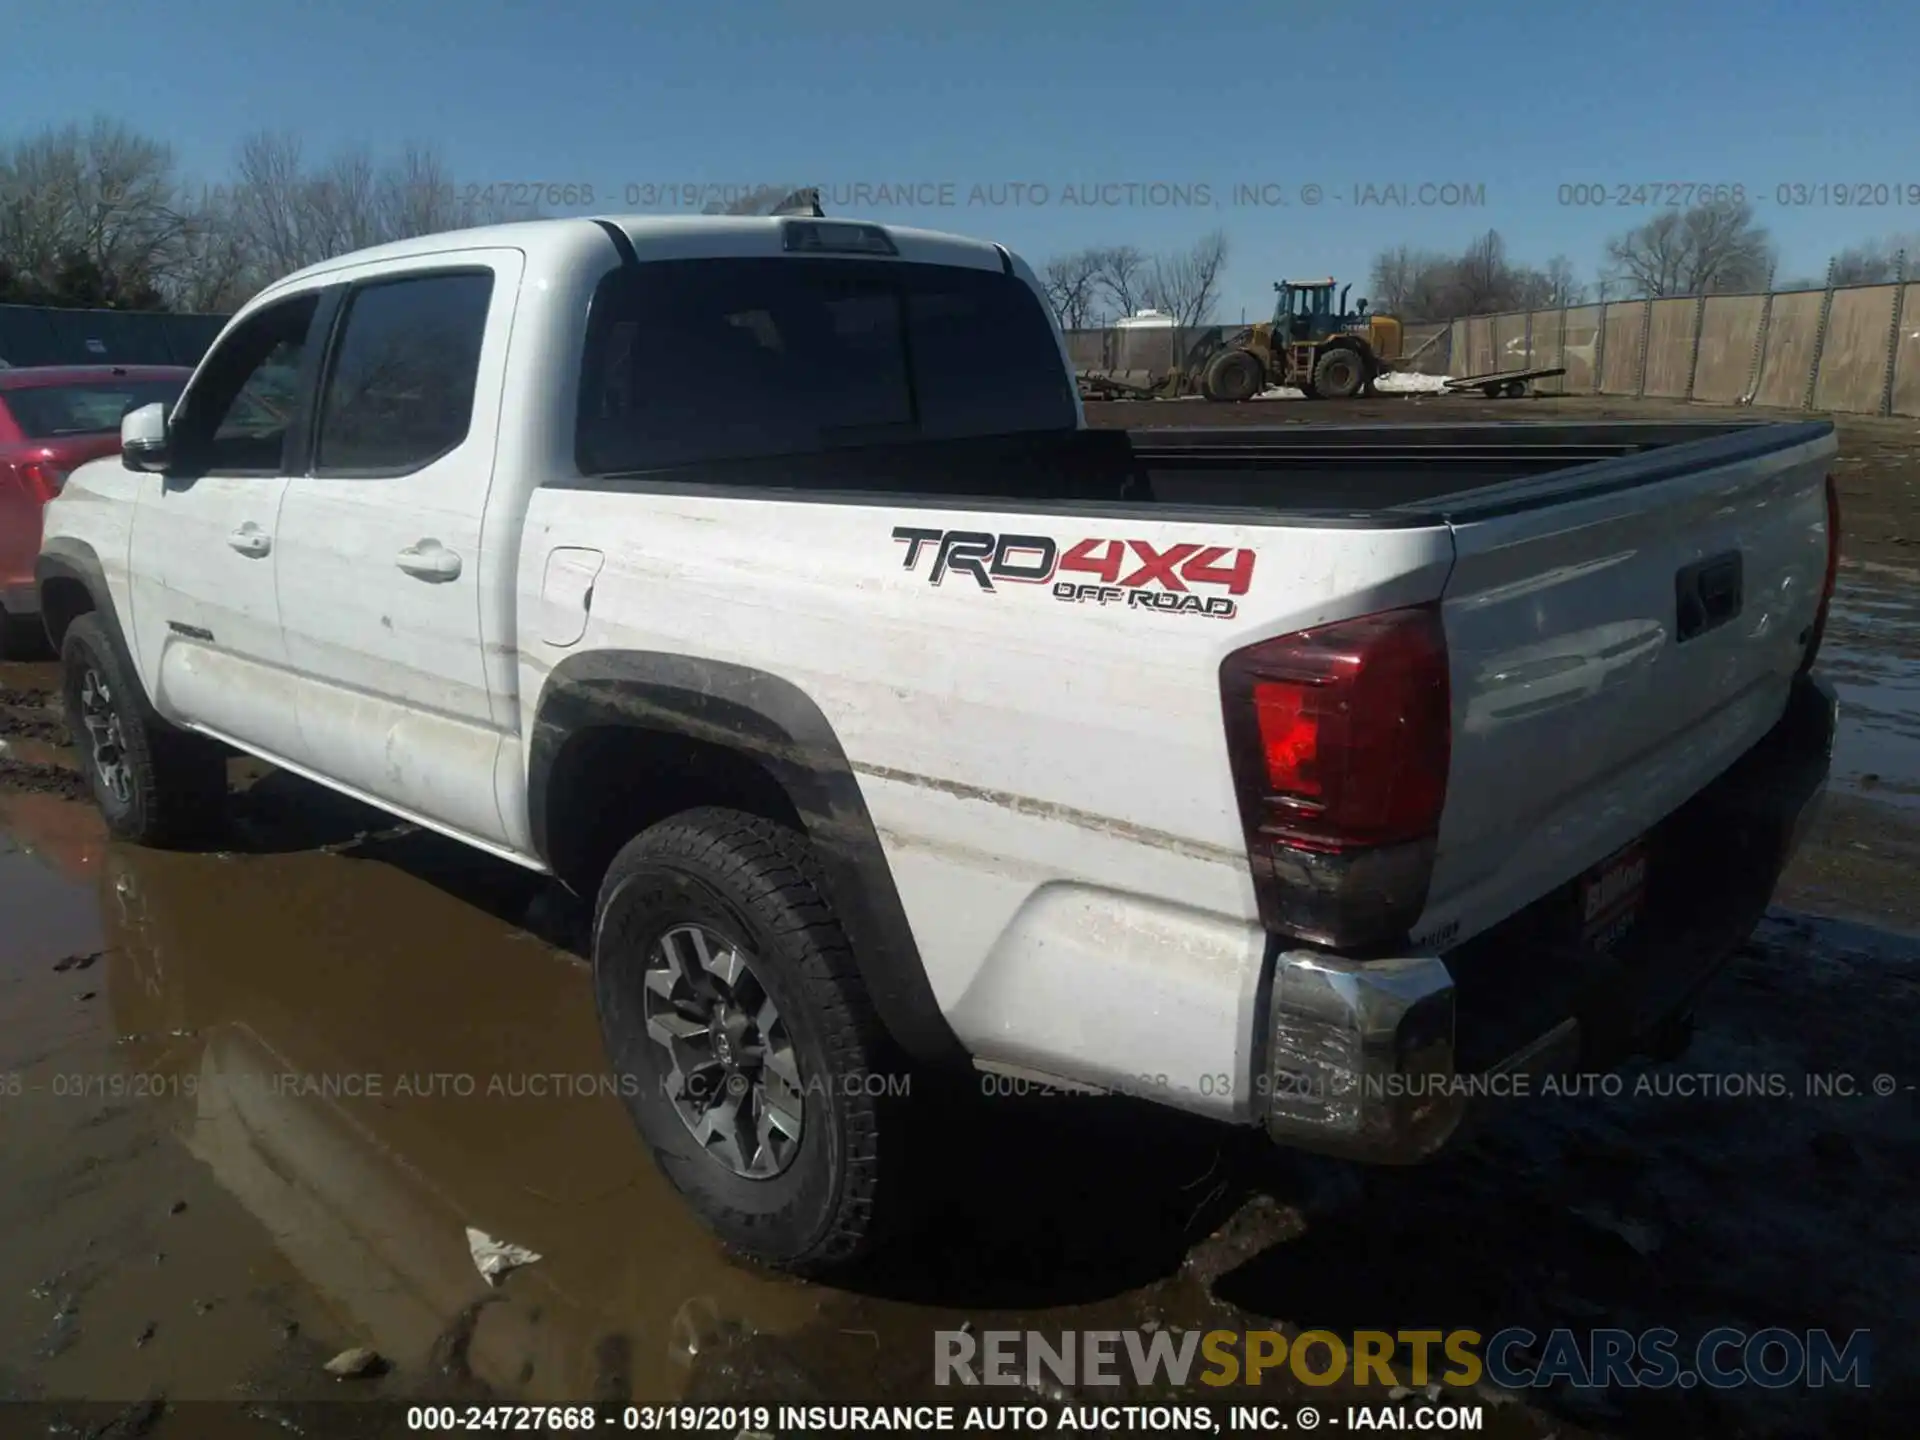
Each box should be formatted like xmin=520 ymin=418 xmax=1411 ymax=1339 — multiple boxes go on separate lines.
xmin=396 ymin=540 xmax=462 ymax=582
xmin=227 ymin=525 xmax=271 ymax=557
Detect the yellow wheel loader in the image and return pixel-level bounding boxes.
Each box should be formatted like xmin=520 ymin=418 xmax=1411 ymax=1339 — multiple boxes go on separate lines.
xmin=1199 ymin=279 xmax=1405 ymax=401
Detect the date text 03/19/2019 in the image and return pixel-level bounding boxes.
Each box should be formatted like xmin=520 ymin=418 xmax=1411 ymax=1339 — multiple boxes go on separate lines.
xmin=1557 ymin=181 xmax=1920 ymax=208
xmin=404 ymin=1405 xmax=1272 ymax=1432
xmin=405 ymin=1404 xmax=771 ymax=1432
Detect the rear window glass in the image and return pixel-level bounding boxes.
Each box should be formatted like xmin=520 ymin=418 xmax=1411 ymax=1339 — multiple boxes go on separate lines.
xmin=4 ymin=379 xmax=186 ymax=438
xmin=577 ymin=257 xmax=1075 ymax=475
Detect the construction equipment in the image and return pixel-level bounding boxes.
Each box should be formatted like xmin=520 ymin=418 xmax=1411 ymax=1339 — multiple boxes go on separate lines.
xmin=1075 ymin=319 xmax=1233 ymax=401
xmin=1195 ymin=279 xmax=1405 ymax=401
xmin=1442 ymin=366 xmax=1568 ymax=398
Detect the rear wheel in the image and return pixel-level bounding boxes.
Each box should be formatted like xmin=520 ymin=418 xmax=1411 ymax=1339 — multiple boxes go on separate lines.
xmin=1312 ymin=345 xmax=1367 ymax=399
xmin=1203 ymin=349 xmax=1266 ymax=403
xmin=59 ymin=613 xmax=226 ymax=845
xmin=592 ymin=808 xmax=909 ymax=1275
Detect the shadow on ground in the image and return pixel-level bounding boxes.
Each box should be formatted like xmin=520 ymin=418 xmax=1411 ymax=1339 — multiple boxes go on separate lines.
xmin=132 ymin=766 xmax=1278 ymax=1312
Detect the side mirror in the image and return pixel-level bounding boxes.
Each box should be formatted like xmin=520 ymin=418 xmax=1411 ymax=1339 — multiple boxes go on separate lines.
xmin=121 ymin=402 xmax=170 ymax=472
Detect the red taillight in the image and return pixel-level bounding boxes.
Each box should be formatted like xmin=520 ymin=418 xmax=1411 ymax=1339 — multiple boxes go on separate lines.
xmin=1222 ymin=604 xmax=1452 ymax=949
xmin=1801 ymin=474 xmax=1841 ymax=673
xmin=18 ymin=460 xmax=68 ymax=503
xmin=1253 ymin=682 xmax=1321 ymax=796
xmin=1225 ymin=604 xmax=1452 ymax=853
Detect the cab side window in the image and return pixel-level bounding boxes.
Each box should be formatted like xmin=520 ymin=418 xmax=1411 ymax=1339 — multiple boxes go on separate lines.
xmin=169 ymin=294 xmax=320 ymax=475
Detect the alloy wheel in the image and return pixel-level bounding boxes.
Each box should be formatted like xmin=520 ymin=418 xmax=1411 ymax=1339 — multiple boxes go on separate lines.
xmin=76 ymin=669 xmax=133 ymax=807
xmin=642 ymin=923 xmax=805 ymax=1178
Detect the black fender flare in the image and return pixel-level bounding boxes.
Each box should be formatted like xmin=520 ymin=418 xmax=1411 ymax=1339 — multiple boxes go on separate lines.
xmin=34 ymin=539 xmax=142 ymax=683
xmin=528 ymin=650 xmax=966 ymax=1067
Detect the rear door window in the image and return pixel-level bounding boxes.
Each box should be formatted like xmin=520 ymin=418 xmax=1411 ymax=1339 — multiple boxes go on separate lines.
xmin=577 ymin=257 xmax=1074 ymax=475
xmin=315 ymin=270 xmax=495 ymax=475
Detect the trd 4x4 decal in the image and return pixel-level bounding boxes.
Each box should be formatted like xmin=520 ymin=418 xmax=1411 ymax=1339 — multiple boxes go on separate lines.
xmin=891 ymin=527 xmax=1255 ymax=619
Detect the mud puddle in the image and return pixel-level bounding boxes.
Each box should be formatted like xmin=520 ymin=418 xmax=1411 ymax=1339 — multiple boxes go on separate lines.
xmin=0 ymin=665 xmax=81 ymax=800
xmin=1825 ymin=560 xmax=1920 ymax=812
xmin=0 ymin=662 xmax=61 ymax=708
xmin=0 ymin=779 xmax=1915 ymax=1438
xmin=0 ymin=786 xmax=1272 ymax=1418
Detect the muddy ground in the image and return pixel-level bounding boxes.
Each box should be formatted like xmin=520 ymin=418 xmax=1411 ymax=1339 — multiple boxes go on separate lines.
xmin=1 ymin=395 xmax=1916 ymax=1439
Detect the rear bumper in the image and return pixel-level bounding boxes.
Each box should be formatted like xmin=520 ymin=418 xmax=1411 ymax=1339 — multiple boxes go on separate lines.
xmin=1 ymin=581 xmax=38 ymax=616
xmin=1256 ymin=671 xmax=1837 ymax=1162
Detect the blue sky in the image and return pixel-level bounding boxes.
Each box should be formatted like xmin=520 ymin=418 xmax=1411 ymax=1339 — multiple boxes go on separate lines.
xmin=11 ymin=0 xmax=1920 ymax=319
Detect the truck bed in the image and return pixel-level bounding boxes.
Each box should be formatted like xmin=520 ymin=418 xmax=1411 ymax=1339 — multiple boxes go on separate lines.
xmin=1126 ymin=419 xmax=1834 ymax=515
xmin=580 ymin=419 xmax=1834 ymax=523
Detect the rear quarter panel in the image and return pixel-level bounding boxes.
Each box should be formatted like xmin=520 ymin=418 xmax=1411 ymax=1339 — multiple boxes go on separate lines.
xmin=520 ymin=485 xmax=1454 ymax=1108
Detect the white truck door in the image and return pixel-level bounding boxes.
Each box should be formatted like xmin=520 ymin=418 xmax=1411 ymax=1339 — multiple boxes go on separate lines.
xmin=273 ymin=252 xmax=521 ymax=844
xmin=126 ymin=290 xmax=326 ymax=754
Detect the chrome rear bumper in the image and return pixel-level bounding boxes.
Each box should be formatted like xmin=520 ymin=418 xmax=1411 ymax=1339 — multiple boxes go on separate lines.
xmin=1256 ymin=672 xmax=1836 ymax=1163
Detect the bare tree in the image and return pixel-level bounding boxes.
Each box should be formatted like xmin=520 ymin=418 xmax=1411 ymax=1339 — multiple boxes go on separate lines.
xmin=1542 ymin=254 xmax=1585 ymax=306
xmin=1391 ymin=249 xmax=1466 ymax=322
xmin=377 ymin=144 xmax=459 ymax=239
xmin=1089 ymin=245 xmax=1149 ymax=319
xmin=1450 ymin=230 xmax=1516 ymax=314
xmin=1830 ymin=233 xmax=1919 ymax=286
xmin=1142 ymin=230 xmax=1228 ymax=330
xmin=1 ymin=117 xmax=569 ymax=310
xmin=1603 ymin=199 xmax=1773 ymax=297
xmin=221 ymin=131 xmax=541 ymax=291
xmin=311 ymin=149 xmax=385 ymax=257
xmin=1040 ymin=249 xmax=1102 ymax=330
xmin=1364 ymin=235 xmax=1588 ymax=321
xmin=228 ymin=130 xmax=319 ymax=277
xmin=1367 ymin=239 xmax=1494 ymax=321
xmin=0 ymin=118 xmax=185 ymax=302
xmin=165 ymin=188 xmax=258 ymax=311
xmin=1368 ymin=245 xmax=1439 ymax=317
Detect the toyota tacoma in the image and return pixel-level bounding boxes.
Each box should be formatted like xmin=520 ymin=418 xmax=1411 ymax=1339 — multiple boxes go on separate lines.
xmin=35 ymin=212 xmax=1839 ymax=1273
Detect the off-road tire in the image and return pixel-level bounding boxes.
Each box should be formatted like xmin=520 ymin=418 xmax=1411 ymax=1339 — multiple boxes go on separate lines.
xmin=1203 ymin=349 xmax=1266 ymax=403
xmin=593 ymin=807 xmax=908 ymax=1276
xmin=59 ymin=613 xmax=226 ymax=846
xmin=1312 ymin=345 xmax=1367 ymax=399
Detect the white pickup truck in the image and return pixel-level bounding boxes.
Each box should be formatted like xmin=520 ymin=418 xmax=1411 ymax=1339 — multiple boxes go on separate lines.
xmin=35 ymin=212 xmax=1839 ymax=1275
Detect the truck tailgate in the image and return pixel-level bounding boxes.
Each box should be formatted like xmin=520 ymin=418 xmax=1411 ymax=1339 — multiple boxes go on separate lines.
xmin=1416 ymin=422 xmax=1837 ymax=950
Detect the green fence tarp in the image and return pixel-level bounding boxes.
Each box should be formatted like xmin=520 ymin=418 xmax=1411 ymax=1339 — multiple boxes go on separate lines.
xmin=0 ymin=305 xmax=230 ymax=369
xmin=0 ymin=307 xmax=62 ymax=366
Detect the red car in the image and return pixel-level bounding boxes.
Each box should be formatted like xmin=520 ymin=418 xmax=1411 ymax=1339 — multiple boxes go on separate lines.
xmin=0 ymin=364 xmax=193 ymax=658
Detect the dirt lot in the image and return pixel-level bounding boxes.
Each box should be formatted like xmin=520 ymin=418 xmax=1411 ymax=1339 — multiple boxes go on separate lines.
xmin=1 ymin=395 xmax=1916 ymax=1438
